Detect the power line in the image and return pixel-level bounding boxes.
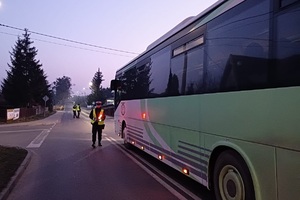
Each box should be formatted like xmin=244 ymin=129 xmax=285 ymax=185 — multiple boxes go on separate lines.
xmin=0 ymin=23 xmax=140 ymax=55
xmin=0 ymin=31 xmax=135 ymax=58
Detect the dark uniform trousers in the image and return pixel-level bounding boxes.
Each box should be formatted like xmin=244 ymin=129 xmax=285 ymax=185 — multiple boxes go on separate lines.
xmin=92 ymin=124 xmax=104 ymax=145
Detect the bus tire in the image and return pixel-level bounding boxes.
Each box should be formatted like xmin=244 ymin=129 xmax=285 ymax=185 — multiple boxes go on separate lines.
xmin=213 ymin=150 xmax=255 ymax=200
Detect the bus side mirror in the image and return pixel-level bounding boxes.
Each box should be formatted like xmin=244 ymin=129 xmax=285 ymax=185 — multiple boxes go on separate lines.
xmin=110 ymin=80 xmax=121 ymax=91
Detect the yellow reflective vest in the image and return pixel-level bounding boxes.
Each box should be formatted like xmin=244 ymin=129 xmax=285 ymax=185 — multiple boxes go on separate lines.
xmin=91 ymin=109 xmax=105 ymax=125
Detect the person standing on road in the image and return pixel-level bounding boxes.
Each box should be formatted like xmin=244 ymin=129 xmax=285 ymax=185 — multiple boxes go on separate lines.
xmin=73 ymin=103 xmax=77 ymax=118
xmin=76 ymin=103 xmax=81 ymax=118
xmin=89 ymin=101 xmax=106 ymax=148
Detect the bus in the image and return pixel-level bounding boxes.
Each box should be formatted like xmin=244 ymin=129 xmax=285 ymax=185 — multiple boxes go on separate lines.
xmin=110 ymin=0 xmax=300 ymax=199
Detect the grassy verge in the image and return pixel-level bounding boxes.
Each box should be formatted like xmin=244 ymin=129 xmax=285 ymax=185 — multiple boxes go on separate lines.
xmin=0 ymin=111 xmax=56 ymax=192
xmin=0 ymin=146 xmax=28 ymax=192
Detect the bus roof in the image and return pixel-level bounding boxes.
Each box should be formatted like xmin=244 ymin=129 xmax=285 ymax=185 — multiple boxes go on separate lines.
xmin=116 ymin=0 xmax=229 ymax=74
xmin=146 ymin=0 xmax=225 ymax=51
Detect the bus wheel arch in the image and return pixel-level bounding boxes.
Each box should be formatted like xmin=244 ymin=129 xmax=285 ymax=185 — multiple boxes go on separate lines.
xmin=121 ymin=121 xmax=131 ymax=149
xmin=209 ymin=147 xmax=255 ymax=200
xmin=121 ymin=121 xmax=126 ymax=138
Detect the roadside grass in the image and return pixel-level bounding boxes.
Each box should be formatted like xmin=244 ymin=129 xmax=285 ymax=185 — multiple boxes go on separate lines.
xmin=0 ymin=111 xmax=56 ymax=193
xmin=0 ymin=146 xmax=28 ymax=193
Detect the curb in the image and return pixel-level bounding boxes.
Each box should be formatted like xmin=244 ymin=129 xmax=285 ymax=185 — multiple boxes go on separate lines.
xmin=0 ymin=150 xmax=32 ymax=200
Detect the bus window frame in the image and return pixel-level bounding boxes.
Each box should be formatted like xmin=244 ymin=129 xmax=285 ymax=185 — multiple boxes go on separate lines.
xmin=171 ymin=25 xmax=206 ymax=58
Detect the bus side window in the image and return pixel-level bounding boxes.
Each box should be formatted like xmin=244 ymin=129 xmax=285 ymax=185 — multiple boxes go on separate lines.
xmin=220 ymin=55 xmax=269 ymax=91
xmin=205 ymin=0 xmax=270 ymax=93
xmin=135 ymin=62 xmax=152 ymax=99
xmin=185 ymin=46 xmax=204 ymax=94
xmin=280 ymin=0 xmax=299 ymax=8
xmin=275 ymin=1 xmax=300 ymax=87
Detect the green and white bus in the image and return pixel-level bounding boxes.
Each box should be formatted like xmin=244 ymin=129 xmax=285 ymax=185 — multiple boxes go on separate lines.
xmin=110 ymin=0 xmax=300 ymax=199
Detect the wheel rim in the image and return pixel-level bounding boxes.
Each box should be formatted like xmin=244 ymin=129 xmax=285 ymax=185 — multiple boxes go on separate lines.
xmin=218 ymin=165 xmax=245 ymax=200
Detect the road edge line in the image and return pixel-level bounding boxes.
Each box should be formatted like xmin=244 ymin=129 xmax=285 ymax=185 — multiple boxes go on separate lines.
xmin=107 ymin=137 xmax=199 ymax=200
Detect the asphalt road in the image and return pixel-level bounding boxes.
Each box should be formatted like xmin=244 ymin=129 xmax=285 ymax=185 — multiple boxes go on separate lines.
xmin=0 ymin=105 xmax=214 ymax=200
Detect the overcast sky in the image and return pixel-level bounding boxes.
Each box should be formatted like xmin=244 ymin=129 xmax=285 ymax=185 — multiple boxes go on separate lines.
xmin=0 ymin=0 xmax=218 ymax=95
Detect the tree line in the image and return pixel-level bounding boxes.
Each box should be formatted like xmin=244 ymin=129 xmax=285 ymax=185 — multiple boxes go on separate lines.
xmin=0 ymin=29 xmax=112 ymax=109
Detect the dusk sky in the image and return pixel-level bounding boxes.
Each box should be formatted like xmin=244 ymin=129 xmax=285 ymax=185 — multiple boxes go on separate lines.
xmin=1 ymin=0 xmax=218 ymax=95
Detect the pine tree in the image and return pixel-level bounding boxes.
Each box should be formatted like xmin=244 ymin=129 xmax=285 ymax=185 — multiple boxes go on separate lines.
xmin=88 ymin=68 xmax=105 ymax=103
xmin=1 ymin=29 xmax=51 ymax=107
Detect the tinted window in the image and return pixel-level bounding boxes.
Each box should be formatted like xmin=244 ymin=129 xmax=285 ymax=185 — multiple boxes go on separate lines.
xmin=186 ymin=46 xmax=204 ymax=94
xmin=280 ymin=0 xmax=299 ymax=7
xmin=275 ymin=4 xmax=300 ymax=86
xmin=206 ymin=0 xmax=270 ymax=92
xmin=136 ymin=62 xmax=152 ymax=98
xmin=149 ymin=47 xmax=171 ymax=97
xmin=120 ymin=67 xmax=138 ymax=100
xmin=169 ymin=54 xmax=184 ymax=96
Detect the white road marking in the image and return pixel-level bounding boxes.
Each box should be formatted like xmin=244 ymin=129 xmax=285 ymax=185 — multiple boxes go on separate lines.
xmin=0 ymin=129 xmax=45 ymax=133
xmin=26 ymin=130 xmax=49 ymax=148
xmin=107 ymin=137 xmax=202 ymax=200
xmin=26 ymin=123 xmax=56 ymax=148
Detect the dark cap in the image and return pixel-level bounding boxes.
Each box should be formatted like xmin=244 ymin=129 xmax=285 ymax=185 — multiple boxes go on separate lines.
xmin=96 ymin=101 xmax=102 ymax=105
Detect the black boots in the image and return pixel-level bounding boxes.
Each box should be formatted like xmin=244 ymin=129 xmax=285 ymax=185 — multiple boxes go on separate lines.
xmin=92 ymin=142 xmax=102 ymax=148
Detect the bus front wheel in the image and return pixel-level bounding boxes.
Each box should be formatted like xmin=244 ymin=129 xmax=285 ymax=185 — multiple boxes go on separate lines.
xmin=213 ymin=150 xmax=255 ymax=200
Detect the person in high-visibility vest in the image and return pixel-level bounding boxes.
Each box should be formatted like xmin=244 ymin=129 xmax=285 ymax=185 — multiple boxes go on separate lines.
xmin=89 ymin=101 xmax=106 ymax=148
xmin=72 ymin=103 xmax=77 ymax=118
xmin=76 ymin=104 xmax=81 ymax=118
